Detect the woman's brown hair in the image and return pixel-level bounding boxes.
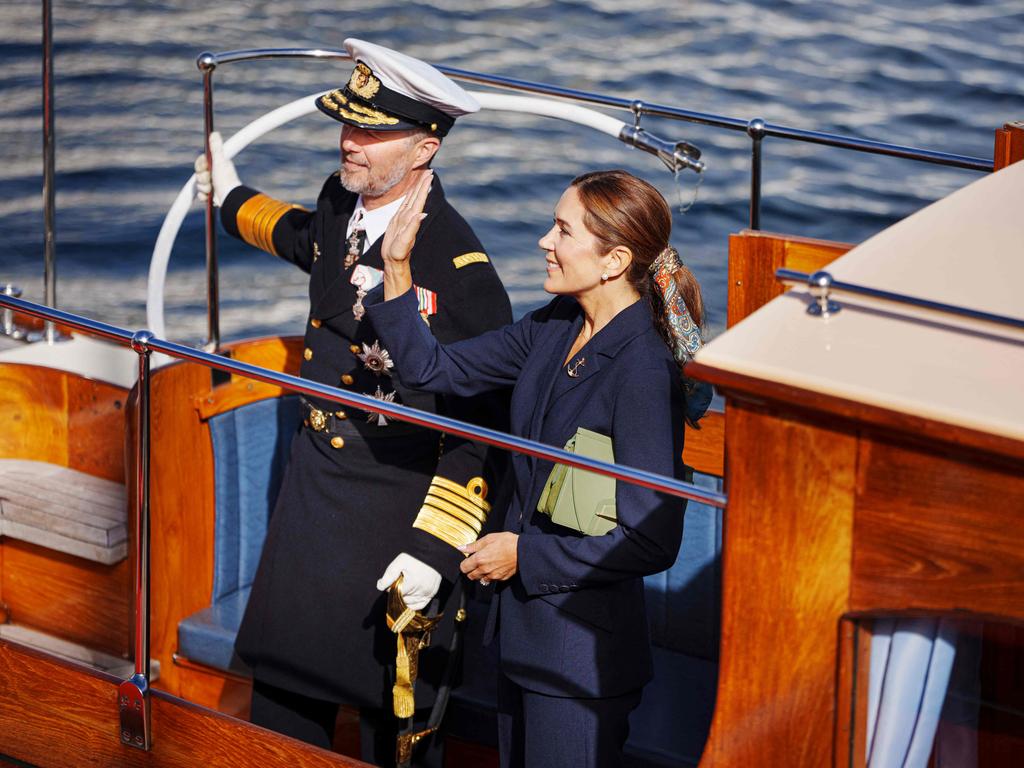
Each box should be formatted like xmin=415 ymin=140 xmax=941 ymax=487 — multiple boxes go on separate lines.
xmin=570 ymin=169 xmax=705 ymax=351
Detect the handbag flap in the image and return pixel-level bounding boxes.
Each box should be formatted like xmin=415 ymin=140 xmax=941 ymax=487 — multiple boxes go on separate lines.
xmin=570 ymin=429 xmax=617 ymax=535
xmin=540 ymin=428 xmax=617 ymax=536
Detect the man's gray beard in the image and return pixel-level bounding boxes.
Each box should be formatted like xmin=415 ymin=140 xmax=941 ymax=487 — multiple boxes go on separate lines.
xmin=338 ymin=155 xmax=411 ymax=197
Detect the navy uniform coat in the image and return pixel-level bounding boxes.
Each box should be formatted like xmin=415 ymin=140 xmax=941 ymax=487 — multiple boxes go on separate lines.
xmin=219 ymin=173 xmax=512 ymax=707
xmin=367 ymin=288 xmax=688 ymax=699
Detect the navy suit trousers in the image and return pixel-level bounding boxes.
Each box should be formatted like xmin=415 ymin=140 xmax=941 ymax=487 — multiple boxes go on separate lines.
xmin=497 ymin=674 xmax=642 ymax=768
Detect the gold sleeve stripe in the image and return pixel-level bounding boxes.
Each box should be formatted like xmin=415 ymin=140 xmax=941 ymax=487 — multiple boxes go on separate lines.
xmin=453 ymin=252 xmax=489 ymax=269
xmin=423 ymin=496 xmax=485 ymax=530
xmin=413 ymin=476 xmax=491 ymax=549
xmin=236 ymin=193 xmax=303 ymax=256
xmin=425 ymin=486 xmax=488 ymax=523
xmin=430 ymin=476 xmax=491 ymax=513
xmin=414 ymin=505 xmax=480 ymax=550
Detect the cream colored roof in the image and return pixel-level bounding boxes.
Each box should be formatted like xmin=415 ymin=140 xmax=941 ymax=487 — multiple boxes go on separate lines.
xmin=696 ymin=160 xmax=1024 ymax=442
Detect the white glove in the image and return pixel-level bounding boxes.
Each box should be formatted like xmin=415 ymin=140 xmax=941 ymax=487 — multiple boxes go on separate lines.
xmin=194 ymin=131 xmax=241 ymax=207
xmin=376 ymin=552 xmax=442 ymax=611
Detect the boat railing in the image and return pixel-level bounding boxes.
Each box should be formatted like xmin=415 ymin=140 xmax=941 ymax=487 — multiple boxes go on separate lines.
xmin=191 ymin=48 xmax=994 ymax=350
xmin=0 ymin=290 xmax=726 ymax=751
xmin=776 ymin=268 xmax=1024 ymax=331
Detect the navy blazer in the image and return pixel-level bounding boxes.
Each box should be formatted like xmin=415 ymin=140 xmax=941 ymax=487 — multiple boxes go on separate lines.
xmin=367 ymin=289 xmax=688 ymax=698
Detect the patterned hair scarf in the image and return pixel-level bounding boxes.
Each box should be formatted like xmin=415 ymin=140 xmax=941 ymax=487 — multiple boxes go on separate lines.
xmin=649 ymin=246 xmax=703 ymax=364
xmin=650 ymin=246 xmax=713 ymax=424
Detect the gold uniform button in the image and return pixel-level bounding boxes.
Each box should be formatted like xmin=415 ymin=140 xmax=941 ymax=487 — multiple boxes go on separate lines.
xmin=310 ymin=318 xmax=322 ymax=328
xmin=330 ymin=436 xmax=345 ymax=449
xmin=303 ymin=347 xmax=313 ymax=361
xmin=335 ymin=410 xmax=347 ymax=419
xmin=349 ymin=344 xmax=361 ymax=354
xmin=341 ymin=374 xmax=354 ymax=385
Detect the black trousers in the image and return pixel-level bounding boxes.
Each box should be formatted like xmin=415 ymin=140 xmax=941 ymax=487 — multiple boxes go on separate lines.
xmin=496 ymin=675 xmax=642 ymax=768
xmin=250 ymin=679 xmax=443 ymax=767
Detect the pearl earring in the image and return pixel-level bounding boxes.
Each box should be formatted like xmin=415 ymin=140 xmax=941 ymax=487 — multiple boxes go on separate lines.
xmin=601 ymin=273 xmax=608 ymax=282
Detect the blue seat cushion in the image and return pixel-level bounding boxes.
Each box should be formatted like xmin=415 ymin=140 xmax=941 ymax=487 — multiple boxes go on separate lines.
xmin=177 ymin=587 xmax=252 ymax=675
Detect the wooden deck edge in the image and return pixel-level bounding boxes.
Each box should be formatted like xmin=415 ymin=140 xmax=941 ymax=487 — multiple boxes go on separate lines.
xmin=0 ymin=638 xmax=369 ymax=768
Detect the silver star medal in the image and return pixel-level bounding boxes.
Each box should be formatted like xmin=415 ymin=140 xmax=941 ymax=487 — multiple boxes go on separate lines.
xmin=358 ymin=341 xmax=394 ymax=376
xmin=368 ymin=385 xmax=396 ymax=426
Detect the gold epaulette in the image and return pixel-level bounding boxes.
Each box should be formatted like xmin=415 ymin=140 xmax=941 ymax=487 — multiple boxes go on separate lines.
xmin=235 ymin=193 xmax=305 ymax=256
xmin=452 ymin=252 xmax=489 ymax=269
xmin=413 ymin=476 xmax=491 ymax=549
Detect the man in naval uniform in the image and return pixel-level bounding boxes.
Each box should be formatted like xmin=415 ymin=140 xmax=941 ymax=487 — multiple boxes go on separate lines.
xmin=195 ymin=38 xmax=511 ymax=766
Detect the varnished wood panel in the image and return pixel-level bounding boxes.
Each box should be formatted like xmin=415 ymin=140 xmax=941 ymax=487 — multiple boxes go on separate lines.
xmin=698 ymin=403 xmax=857 ymax=767
xmin=194 ymin=336 xmax=304 ymax=420
xmin=227 ymin=335 xmax=304 ymax=375
xmin=1 ymin=540 xmax=130 ymax=657
xmin=994 ymin=121 xmax=1024 ymax=171
xmin=0 ymin=363 xmax=129 ymax=656
xmin=727 ymin=231 xmax=852 ymax=327
xmin=147 ymin=336 xmax=300 ymax=702
xmin=144 ymin=359 xmax=216 ymax=699
xmin=0 ymin=638 xmax=368 ymax=767
xmin=687 ymin=362 xmax=1024 ymax=463
xmin=684 ymin=408 xmax=724 ymax=478
xmin=851 ymin=436 xmax=1024 ymax=621
xmin=834 ymin=619 xmax=871 ymax=768
xmin=173 ymin=656 xmax=252 ymax=719
xmin=0 ymin=363 xmax=127 ymax=482
xmin=0 ymin=364 xmax=67 ymax=465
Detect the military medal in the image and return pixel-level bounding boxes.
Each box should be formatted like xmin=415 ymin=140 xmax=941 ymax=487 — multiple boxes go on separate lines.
xmin=344 ymin=209 xmax=366 ymax=269
xmin=368 ymin=385 xmax=397 ymax=426
xmin=344 ymin=227 xmax=364 ymax=269
xmin=358 ymin=340 xmax=394 ymax=376
xmin=352 ymin=288 xmax=367 ymax=320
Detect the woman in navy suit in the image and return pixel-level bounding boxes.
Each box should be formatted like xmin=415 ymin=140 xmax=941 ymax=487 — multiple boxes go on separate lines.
xmin=367 ymin=168 xmax=709 ymax=768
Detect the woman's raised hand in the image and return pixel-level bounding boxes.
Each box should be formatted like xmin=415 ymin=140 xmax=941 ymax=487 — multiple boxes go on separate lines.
xmin=382 ymin=168 xmax=433 ymax=267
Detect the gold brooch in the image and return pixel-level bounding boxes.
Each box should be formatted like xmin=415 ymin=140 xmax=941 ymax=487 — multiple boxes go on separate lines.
xmin=567 ymin=357 xmax=586 ymax=378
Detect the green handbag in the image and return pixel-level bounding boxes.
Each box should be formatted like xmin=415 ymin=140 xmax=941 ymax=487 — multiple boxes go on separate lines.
xmin=536 ymin=427 xmax=617 ymax=536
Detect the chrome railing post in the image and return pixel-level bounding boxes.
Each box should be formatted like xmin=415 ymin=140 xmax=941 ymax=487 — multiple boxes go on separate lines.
xmin=747 ymin=118 xmax=766 ymax=230
xmin=118 ymin=330 xmax=154 ymax=751
xmin=42 ymin=0 xmax=57 ymax=343
xmin=2 ymin=284 xmax=23 ymax=338
xmin=198 ymin=52 xmax=220 ymax=352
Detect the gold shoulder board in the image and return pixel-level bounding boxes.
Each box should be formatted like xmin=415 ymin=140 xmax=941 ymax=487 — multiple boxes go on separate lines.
xmin=452 ymin=252 xmax=489 ymax=269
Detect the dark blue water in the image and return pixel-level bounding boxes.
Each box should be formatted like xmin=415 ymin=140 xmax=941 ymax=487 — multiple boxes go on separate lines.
xmin=2 ymin=0 xmax=1022 ymax=342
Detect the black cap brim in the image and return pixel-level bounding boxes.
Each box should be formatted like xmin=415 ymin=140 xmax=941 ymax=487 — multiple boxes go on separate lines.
xmin=315 ymin=90 xmax=423 ymax=132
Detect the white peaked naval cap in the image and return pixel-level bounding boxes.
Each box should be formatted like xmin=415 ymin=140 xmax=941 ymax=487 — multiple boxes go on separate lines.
xmin=314 ymin=38 xmax=479 ymax=137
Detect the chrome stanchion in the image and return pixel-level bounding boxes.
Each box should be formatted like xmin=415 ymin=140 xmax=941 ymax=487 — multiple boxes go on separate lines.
xmin=198 ymin=52 xmax=221 ymax=353
xmin=118 ymin=330 xmax=154 ymax=751
xmin=747 ymin=117 xmax=766 ymax=230
xmin=2 ymin=284 xmax=23 ymax=338
xmin=42 ymin=0 xmax=57 ymax=343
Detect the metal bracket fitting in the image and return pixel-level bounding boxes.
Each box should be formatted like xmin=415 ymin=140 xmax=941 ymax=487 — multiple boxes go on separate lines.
xmin=118 ymin=673 xmax=151 ymax=750
xmin=807 ymin=271 xmax=841 ymax=317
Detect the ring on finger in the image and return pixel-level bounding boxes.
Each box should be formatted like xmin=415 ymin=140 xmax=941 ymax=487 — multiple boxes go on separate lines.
xmin=480 ymin=578 xmax=490 ymax=586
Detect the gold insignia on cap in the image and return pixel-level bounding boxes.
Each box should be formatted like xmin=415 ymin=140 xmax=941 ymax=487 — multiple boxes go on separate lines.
xmin=348 ymin=62 xmax=381 ymax=100
xmin=322 ymin=89 xmax=400 ymax=127
xmin=453 ymin=252 xmax=489 ymax=269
